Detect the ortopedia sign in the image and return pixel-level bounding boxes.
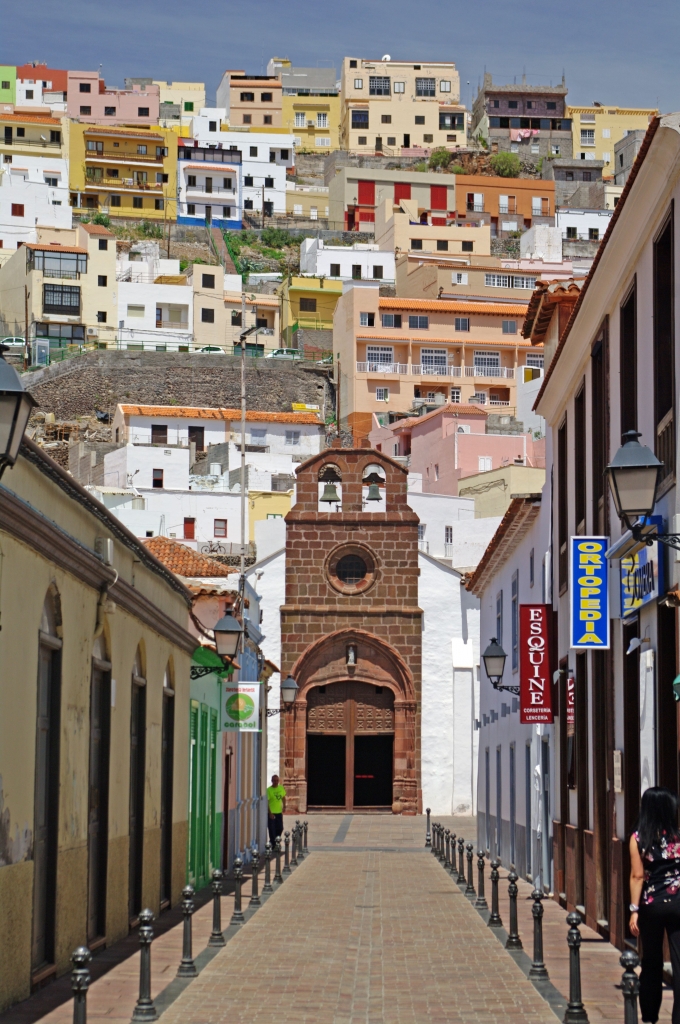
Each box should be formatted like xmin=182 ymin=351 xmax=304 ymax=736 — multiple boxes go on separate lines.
xmin=223 ymin=683 xmax=261 ymax=732
xmin=519 ymin=605 xmax=553 ymax=723
xmin=570 ymin=537 xmax=610 ymax=649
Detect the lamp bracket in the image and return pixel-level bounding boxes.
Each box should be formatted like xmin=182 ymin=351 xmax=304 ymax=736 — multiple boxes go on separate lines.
xmin=266 ymin=707 xmax=291 ymax=717
xmin=493 ymin=683 xmax=520 ymax=695
xmin=631 ymin=525 xmax=680 ymax=553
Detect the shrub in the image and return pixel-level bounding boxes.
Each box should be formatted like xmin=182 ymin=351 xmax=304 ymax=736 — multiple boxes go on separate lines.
xmin=91 ymin=212 xmax=110 ymax=227
xmin=490 ymin=152 xmax=521 ymax=178
xmin=261 ymin=227 xmax=297 ymax=248
xmin=450 ymin=164 xmax=466 ymax=175
xmin=428 ymin=147 xmax=452 ymax=170
xmin=413 ymin=161 xmax=428 ymax=172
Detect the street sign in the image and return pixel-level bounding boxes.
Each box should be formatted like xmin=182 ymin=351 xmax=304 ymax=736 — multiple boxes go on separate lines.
xmin=519 ymin=604 xmax=553 ymax=723
xmin=570 ymin=537 xmax=610 ymax=649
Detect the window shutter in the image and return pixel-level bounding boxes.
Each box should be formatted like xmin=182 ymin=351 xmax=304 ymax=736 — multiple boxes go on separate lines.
xmin=430 ymin=185 xmax=447 ymax=210
xmin=357 ymin=180 xmax=375 ymax=205
xmin=394 ymin=183 xmax=411 ymax=203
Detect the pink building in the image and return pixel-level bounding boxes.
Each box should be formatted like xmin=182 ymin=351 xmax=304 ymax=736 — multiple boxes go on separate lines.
xmin=67 ymin=71 xmax=160 ymax=125
xmin=369 ymin=403 xmax=545 ymax=495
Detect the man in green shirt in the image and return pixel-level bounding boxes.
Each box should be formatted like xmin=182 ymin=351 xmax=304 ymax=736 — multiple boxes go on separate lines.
xmin=267 ymin=774 xmax=286 ymax=847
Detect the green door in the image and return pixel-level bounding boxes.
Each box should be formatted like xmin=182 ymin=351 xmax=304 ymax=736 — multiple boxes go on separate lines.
xmin=209 ymin=708 xmax=218 ymax=868
xmin=196 ymin=704 xmax=208 ymax=888
xmin=188 ymin=701 xmax=199 ymax=884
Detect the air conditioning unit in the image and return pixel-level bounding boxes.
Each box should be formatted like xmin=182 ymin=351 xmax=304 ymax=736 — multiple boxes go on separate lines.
xmin=87 ymin=327 xmax=99 ymax=337
xmin=307 ymin=121 xmax=315 ymax=127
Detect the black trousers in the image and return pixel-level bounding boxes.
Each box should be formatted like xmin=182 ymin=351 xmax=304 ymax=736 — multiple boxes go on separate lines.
xmin=267 ymin=812 xmax=284 ymax=847
xmin=639 ymin=899 xmax=680 ymax=1023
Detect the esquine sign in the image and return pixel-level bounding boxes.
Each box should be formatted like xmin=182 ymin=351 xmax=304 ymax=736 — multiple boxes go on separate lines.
xmin=519 ymin=604 xmax=553 ymax=723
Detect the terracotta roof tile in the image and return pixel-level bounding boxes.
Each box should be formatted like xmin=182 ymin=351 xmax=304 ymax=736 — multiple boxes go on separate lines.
xmin=143 ymin=537 xmax=237 ymax=577
xmin=120 ymin=404 xmax=321 ymax=424
xmin=0 ymin=112 xmax=63 ymax=126
xmin=22 ymin=243 xmax=88 ymax=254
xmin=81 ymin=223 xmax=114 ymax=236
xmin=379 ymin=298 xmax=531 ymax=315
xmin=357 ymin=331 xmax=540 ymax=348
xmin=391 ymin=403 xmax=489 ymax=430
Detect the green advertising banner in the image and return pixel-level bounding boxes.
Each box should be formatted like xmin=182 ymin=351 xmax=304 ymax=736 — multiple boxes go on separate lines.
xmin=223 ymin=682 xmax=261 ymax=732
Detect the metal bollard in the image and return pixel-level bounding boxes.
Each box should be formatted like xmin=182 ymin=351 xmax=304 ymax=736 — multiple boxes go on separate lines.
xmin=208 ymin=870 xmax=226 ymax=947
xmin=249 ymin=843 xmax=261 ymax=907
xmin=70 ymin=946 xmax=92 ymax=1024
xmin=296 ymin=819 xmax=305 ymax=860
xmin=230 ymin=857 xmax=245 ymax=925
xmin=465 ymin=842 xmax=476 ymax=897
xmin=425 ymin=806 xmax=432 ymax=847
xmin=283 ymin=831 xmax=291 ymax=874
xmin=131 ymin=909 xmax=158 ymax=1021
xmin=177 ymin=885 xmax=197 ymax=977
xmin=444 ymin=829 xmax=450 ymax=868
xmin=564 ymin=912 xmax=589 ymax=1023
xmin=432 ymin=822 xmax=438 ymax=856
xmin=263 ymin=840 xmax=273 ymax=893
xmin=529 ymin=890 xmax=548 ymax=979
xmin=291 ymin=826 xmax=299 ymax=867
xmin=438 ymin=824 xmax=445 ymax=861
xmin=505 ymin=870 xmax=523 ymax=949
xmin=449 ymin=833 xmax=457 ymax=876
xmin=488 ymin=858 xmax=503 ymax=928
xmin=458 ymin=836 xmax=465 ymax=882
xmin=303 ymin=820 xmax=309 ymax=853
xmin=620 ymin=950 xmax=640 ymax=1024
xmin=274 ymin=835 xmax=283 ymax=883
xmin=475 ymin=851 xmax=488 ymax=910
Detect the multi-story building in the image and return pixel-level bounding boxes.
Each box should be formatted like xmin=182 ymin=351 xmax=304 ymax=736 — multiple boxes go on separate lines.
xmin=69 ymin=122 xmax=177 ymax=221
xmin=0 ymin=221 xmax=117 ymax=348
xmin=340 ymin=56 xmax=464 ymax=154
xmin=216 ymin=71 xmax=282 ymax=129
xmin=300 ymin=237 xmax=396 ymax=283
xmin=614 ymin=129 xmax=647 ymax=186
xmin=472 ymin=73 xmax=572 ymax=160
xmin=0 ymin=110 xmax=70 ymax=247
xmin=333 ymin=282 xmax=544 ymax=439
xmin=0 ymin=65 xmax=16 ymax=106
xmin=566 ymin=104 xmax=657 ymax=168
xmin=279 ymin=275 xmax=343 ymax=348
xmin=453 ymin=173 xmax=556 ymax=234
xmin=66 ymin=70 xmax=160 ymax=125
xmin=155 ymin=80 xmax=206 ymax=126
xmin=177 ymin=137 xmax=242 ymax=229
xmin=327 ymin=166 xmax=457 ymax=232
xmin=285 ymin=182 xmax=329 ymax=221
xmin=375 ymin=197 xmax=491 ymax=255
xmin=268 ymin=58 xmax=341 ymax=151
xmin=395 ymin=252 xmax=574 ymax=303
xmin=14 ymin=62 xmax=68 ymax=111
xmin=191 ymin=111 xmax=294 ymax=217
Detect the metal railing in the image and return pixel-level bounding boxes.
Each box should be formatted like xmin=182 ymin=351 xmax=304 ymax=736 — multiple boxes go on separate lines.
xmin=86 ymin=176 xmax=163 ymax=191
xmin=43 ymin=268 xmax=81 ymax=279
xmin=444 ymin=543 xmax=454 ymax=558
xmin=417 ymin=539 xmax=429 ymax=553
xmin=85 ymin=149 xmax=162 ymax=163
xmin=356 ymin=361 xmax=408 ymax=374
xmin=2 ymin=137 xmax=61 ymax=149
xmin=156 ymin=320 xmax=190 ymax=329
xmin=412 ymin=364 xmax=461 ymax=377
xmin=465 ymin=366 xmax=514 ymax=379
xmin=186 ymin=186 xmax=235 ymax=197
xmin=467 ymin=202 xmax=485 ymax=212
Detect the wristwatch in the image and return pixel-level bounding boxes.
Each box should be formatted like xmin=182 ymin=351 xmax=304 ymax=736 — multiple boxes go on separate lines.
xmin=629 ymin=903 xmax=639 ymax=912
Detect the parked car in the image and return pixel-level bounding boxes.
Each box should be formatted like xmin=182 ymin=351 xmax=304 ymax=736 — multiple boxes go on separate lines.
xmin=264 ymin=348 xmax=302 ymax=360
xmin=1 ymin=336 xmax=25 ymax=348
xmin=316 ymin=354 xmax=333 ymax=365
xmin=198 ymin=346 xmax=226 ymax=354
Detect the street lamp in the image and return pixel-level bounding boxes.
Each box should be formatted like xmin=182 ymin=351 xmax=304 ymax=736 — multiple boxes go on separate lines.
xmin=0 ymin=344 xmax=37 ymax=478
xmin=605 ymin=431 xmax=662 ymax=531
xmin=481 ymin=637 xmax=518 ymax=695
xmin=213 ymin=612 xmax=243 ymax=661
xmin=266 ymin=674 xmax=299 ymax=716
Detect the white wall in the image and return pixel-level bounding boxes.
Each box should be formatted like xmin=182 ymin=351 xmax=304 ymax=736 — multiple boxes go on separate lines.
xmin=139 ymin=486 xmax=244 ymax=544
xmin=554 ymin=207 xmax=613 ymax=240
xmin=246 ymin=537 xmax=285 ymax=782
xmin=406 ymin=490 xmax=501 ymax=562
xmin=104 ymin=444 xmax=190 ymax=490
xmin=126 ymin=416 xmax=226 ymax=448
xmin=0 ymin=173 xmax=71 ymax=248
xmin=300 ymin=238 xmax=396 ymax=282
xmin=229 ymin=423 xmax=323 ymax=457
xmin=516 ymin=373 xmax=546 ymax=437
xmin=118 ymin=280 xmax=193 ymax=347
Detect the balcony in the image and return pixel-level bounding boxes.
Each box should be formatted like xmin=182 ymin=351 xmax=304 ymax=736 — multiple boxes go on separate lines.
xmin=489 ymin=398 xmax=511 ymax=406
xmin=1 ymin=137 xmax=62 ymax=150
xmin=467 ymin=202 xmax=485 ymax=213
xmin=42 ymin=268 xmax=81 ymax=280
xmin=186 ymin=186 xmax=235 ymax=198
xmin=356 ymin=361 xmax=408 ymax=374
xmin=85 ymin=149 xmax=162 ymax=163
xmin=465 ymin=366 xmax=514 ymax=379
xmin=86 ymin=177 xmax=163 ymax=191
xmin=156 ymin=320 xmax=189 ymax=329
xmin=412 ymin=364 xmax=461 ymax=377
xmin=418 ymin=539 xmax=429 ymax=553
xmin=444 ymin=543 xmax=454 ymax=558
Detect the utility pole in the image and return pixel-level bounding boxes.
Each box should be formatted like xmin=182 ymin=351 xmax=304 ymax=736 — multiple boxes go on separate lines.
xmin=240 ymin=290 xmax=247 ymax=593
xmin=24 ymin=286 xmax=30 ymax=370
xmin=261 ymin=184 xmax=265 ymax=231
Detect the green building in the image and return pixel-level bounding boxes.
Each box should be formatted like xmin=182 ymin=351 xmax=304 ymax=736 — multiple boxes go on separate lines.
xmin=0 ymin=67 xmax=16 ymax=106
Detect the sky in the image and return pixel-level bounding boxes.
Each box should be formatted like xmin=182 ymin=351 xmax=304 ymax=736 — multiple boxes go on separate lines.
xmin=1 ymin=0 xmax=678 ymax=112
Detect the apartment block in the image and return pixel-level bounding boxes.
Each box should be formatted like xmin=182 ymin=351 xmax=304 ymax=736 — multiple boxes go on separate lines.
xmin=300 ymin=237 xmax=396 ymax=283
xmin=154 ymin=80 xmax=206 ymax=125
xmin=0 ymin=66 xmax=16 ymax=106
xmin=268 ymin=58 xmax=341 ymax=151
xmin=472 ymin=73 xmax=572 ymax=160
xmin=66 ymin=70 xmax=160 ymax=125
xmin=453 ymin=174 xmax=556 ymax=233
xmin=566 ymin=104 xmax=656 ymax=169
xmin=327 ymin=166 xmax=457 ymax=231
xmin=340 ymin=57 xmax=464 ymax=154
xmin=395 ymin=253 xmax=559 ymax=303
xmin=177 ymin=137 xmax=242 ymax=229
xmin=216 ymin=71 xmax=282 ymax=129
xmin=375 ymin=197 xmax=491 ymax=255
xmin=14 ymin=62 xmax=68 ymax=111
xmin=614 ymin=128 xmax=647 ymax=186
xmin=69 ymin=122 xmax=178 ymax=221
xmin=0 ymin=111 xmax=70 ymax=245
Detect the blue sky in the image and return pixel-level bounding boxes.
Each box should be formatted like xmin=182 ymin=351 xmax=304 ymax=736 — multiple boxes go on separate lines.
xmin=2 ymin=0 xmax=677 ymax=111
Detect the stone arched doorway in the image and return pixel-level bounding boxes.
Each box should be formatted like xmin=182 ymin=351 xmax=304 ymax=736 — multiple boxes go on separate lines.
xmin=282 ymin=629 xmax=418 ymax=814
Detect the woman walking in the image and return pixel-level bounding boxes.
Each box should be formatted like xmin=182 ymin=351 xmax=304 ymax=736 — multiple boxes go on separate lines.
xmin=630 ymin=787 xmax=680 ymax=1023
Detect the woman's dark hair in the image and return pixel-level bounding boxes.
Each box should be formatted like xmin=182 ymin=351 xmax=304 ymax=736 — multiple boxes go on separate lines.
xmin=636 ymin=787 xmax=680 ymax=854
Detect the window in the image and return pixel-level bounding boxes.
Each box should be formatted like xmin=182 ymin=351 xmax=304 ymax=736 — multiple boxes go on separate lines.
xmin=127 ymin=304 xmax=144 ymax=317
xmin=201 ymin=308 xmax=215 ymax=323
xmin=1 ymin=81 xmax=10 ymax=90
xmin=96 ymin=311 xmax=107 ymax=323
xmin=187 ymin=203 xmax=195 ymax=215
xmin=462 ymin=240 xmax=473 ymax=252
xmin=369 ymin=76 xmax=391 ymax=96
xmin=529 ymin=548 xmax=535 ymax=588
xmin=387 ymin=136 xmax=396 ymax=146
xmin=80 ymin=82 xmax=91 ymax=93
xmin=511 ymin=571 xmax=519 ymax=671
xmin=330 ymin=263 xmax=341 ymax=277
xmin=151 ymin=424 xmax=168 ymax=445
xmin=281 ymin=149 xmax=289 ymax=159
xmin=183 ymin=518 xmax=195 ymax=540
xmin=43 ymin=284 xmax=80 ymax=313
xmin=261 ymin=92 xmax=273 ymax=102
xmin=557 ymin=416 xmax=568 ymax=589
xmin=508 ymin=100 xmax=518 ymax=109
xmin=223 ymin=177 xmax=232 ymax=189
xmin=349 ymin=60 xmax=358 ymax=68
xmin=244 ymin=175 xmax=254 ymax=187
xmin=478 ymin=456 xmax=491 ymax=472
xmin=496 ymin=591 xmax=503 ymax=645
xmin=244 ymin=199 xmax=253 ymax=210
xmin=580 ymin=129 xmax=595 ymax=146
xmin=423 ymin=134 xmax=433 ymax=143
xmin=381 ymin=313 xmax=401 ymax=328
xmin=450 ymin=387 xmax=461 ymax=403
xmin=376 ymin=387 xmax=389 ymax=402
xmin=80 ymin=106 xmax=92 ymax=115
xmin=547 ymin=101 xmax=556 ymax=110
xmin=97 ymin=275 xmax=107 ymax=287
xmin=263 ymin=115 xmax=272 ymax=125
xmin=202 ymin=273 xmax=215 ymax=288
xmin=248 ymin=146 xmax=258 ymax=157
xmin=11 ymin=203 xmax=24 ymax=217
xmin=474 ymin=351 xmax=500 ymax=372
xmin=410 ymin=238 xmax=423 ymax=250
xmin=184 ymin=101 xmax=194 ymax=112
xmin=293 ymin=204 xmax=303 ymax=216
xmin=415 ymin=77 xmax=435 ymax=97
xmin=436 ymin=240 xmax=448 ymax=251
xmin=133 ymin=197 xmax=143 ymax=209
xmin=583 ymin=171 xmax=592 ymax=182
xmin=381 ymin=114 xmax=392 ymax=124
xmin=99 ymin=239 xmax=108 ymax=251
xmin=300 ymin=297 xmax=317 ymax=313
xmin=445 ymin=526 xmax=453 ymax=546
xmin=415 ymin=115 xmax=425 ymax=125
xmin=358 ymin=137 xmax=367 ymax=145
xmin=653 ymin=212 xmax=674 ymax=485
xmin=502 ymin=320 xmax=517 ymax=334
xmin=138 ymin=107 xmax=149 ymax=117
xmin=359 ymin=312 xmax=375 ymax=327
xmin=153 ymin=469 xmax=164 ymax=488
xmin=367 ymin=345 xmax=394 ymax=364
xmin=294 ymin=112 xmax=306 ymax=128
xmin=370 ymin=265 xmax=383 ymax=280
xmin=452 ymin=272 xmax=468 ymax=285
xmin=154 ymin=199 xmax=164 ymax=210
xmin=471 ymin=391 xmax=487 ymax=404
xmin=231 ymin=310 xmax=242 ymax=326
xmin=394 ymin=81 xmax=405 ymax=93
xmin=354 ymin=78 xmax=364 ymax=89
xmin=187 ymin=174 xmax=197 ymax=187
xmin=264 ymin=176 xmax=274 ymax=188
xmin=440 ymin=80 xmax=451 ymax=92
xmin=351 ymin=264 xmax=363 ymax=279
xmin=421 ymin=349 xmax=446 ymax=370
xmin=409 ymin=315 xmax=428 ymax=329
xmin=243 ymin=115 xmax=252 ymax=125
xmin=588 ymin=228 xmax=599 ymax=241
xmin=454 ymin=317 xmax=470 ymax=332
xmin=214 ymin=519 xmax=227 ymax=537
xmin=351 ymin=109 xmax=368 ymax=129
xmin=285 ymin=430 xmax=300 ymax=446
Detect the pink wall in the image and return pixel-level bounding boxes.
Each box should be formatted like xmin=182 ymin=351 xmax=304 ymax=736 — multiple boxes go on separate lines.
xmin=67 ymin=71 xmax=160 ymax=124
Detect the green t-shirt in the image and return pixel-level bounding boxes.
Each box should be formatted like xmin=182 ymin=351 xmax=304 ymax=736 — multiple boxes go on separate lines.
xmin=267 ymin=784 xmax=286 ymax=814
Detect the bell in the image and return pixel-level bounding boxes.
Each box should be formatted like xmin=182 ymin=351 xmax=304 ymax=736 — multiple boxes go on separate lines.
xmin=365 ymin=483 xmax=382 ymax=502
xmin=320 ymin=482 xmax=340 ymax=503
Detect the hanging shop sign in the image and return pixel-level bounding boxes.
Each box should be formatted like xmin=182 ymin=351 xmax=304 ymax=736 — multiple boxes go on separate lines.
xmin=620 ymin=515 xmax=664 ymax=618
xmin=570 ymin=537 xmax=610 ymax=649
xmin=519 ymin=604 xmax=553 ymax=724
xmin=223 ymin=682 xmax=261 ymax=732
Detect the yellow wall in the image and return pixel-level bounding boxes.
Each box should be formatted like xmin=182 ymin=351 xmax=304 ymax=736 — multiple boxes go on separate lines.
xmin=279 ymin=275 xmax=343 ymax=340
xmin=281 ymin=93 xmax=342 ymax=152
xmin=286 ymin=186 xmax=330 ymax=218
xmin=566 ymin=106 xmax=656 ymax=173
xmin=457 ymin=465 xmax=546 ymax=517
xmin=249 ymin=490 xmax=292 ymax=540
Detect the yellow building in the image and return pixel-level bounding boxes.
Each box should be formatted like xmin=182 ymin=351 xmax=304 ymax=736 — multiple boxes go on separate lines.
xmin=268 ymin=58 xmax=342 ymax=151
xmin=279 ymin=275 xmax=343 ymax=345
xmin=566 ymin=105 xmax=657 ymax=172
xmin=69 ymin=123 xmax=178 ymax=221
xmin=153 ymin=80 xmax=206 ymax=126
xmin=249 ymin=489 xmax=293 ymax=541
xmin=286 ymin=183 xmax=329 ymax=219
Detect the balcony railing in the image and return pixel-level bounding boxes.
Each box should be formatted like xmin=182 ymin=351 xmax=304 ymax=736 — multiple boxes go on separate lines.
xmin=86 ymin=176 xmax=163 ymax=191
xmin=156 ymin=320 xmax=189 ymax=329
xmin=489 ymin=398 xmax=511 ymax=406
xmin=467 ymin=202 xmax=485 ymax=212
xmin=43 ymin=304 xmax=81 ymax=315
xmin=417 ymin=539 xmax=429 ymax=553
xmin=1 ymin=137 xmax=61 ymax=149
xmin=444 ymin=543 xmax=454 ymax=558
xmin=186 ymin=186 xmax=235 ymax=197
xmin=85 ymin=149 xmax=162 ymax=163
xmin=466 ymin=366 xmax=514 ymax=379
xmin=42 ymin=268 xmax=81 ymax=280
xmin=412 ymin=364 xmax=461 ymax=377
xmin=356 ymin=361 xmax=408 ymax=374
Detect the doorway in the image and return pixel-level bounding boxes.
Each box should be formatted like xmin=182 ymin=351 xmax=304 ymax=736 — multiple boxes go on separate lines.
xmin=306 ymin=682 xmax=395 ymax=810
xmin=128 ymin=667 xmax=146 ymax=925
xmin=87 ymin=657 xmax=111 ymax=942
xmin=159 ymin=687 xmax=174 ymax=910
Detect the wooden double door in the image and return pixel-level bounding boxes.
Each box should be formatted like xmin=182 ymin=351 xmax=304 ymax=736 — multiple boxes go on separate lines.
xmin=306 ymin=681 xmax=395 ymax=810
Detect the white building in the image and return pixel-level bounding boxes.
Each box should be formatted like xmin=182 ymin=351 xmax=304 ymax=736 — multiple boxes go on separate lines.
xmin=300 ymin=237 xmax=396 ymax=283
xmin=0 ymin=162 xmax=71 ymax=248
xmin=191 ymin=110 xmax=294 ymax=216
xmin=177 ymin=137 xmax=243 ymax=230
xmin=116 ymin=247 xmax=193 ymax=348
xmin=554 ymin=206 xmax=614 ymax=242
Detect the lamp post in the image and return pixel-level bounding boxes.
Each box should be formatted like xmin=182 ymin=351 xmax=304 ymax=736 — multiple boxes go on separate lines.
xmin=605 ymin=430 xmax=680 ymax=551
xmin=481 ymin=638 xmax=519 ymax=695
xmin=213 ymin=612 xmax=243 ymax=664
xmin=0 ymin=344 xmax=37 ymax=478
xmin=266 ymin=674 xmax=299 ymax=717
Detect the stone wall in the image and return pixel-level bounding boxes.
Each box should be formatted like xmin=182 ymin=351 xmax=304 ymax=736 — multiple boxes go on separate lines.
xmin=24 ymin=351 xmax=334 ymax=421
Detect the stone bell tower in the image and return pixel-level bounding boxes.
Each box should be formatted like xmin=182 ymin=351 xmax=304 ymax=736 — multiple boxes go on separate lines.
xmin=280 ymin=443 xmax=422 ymax=814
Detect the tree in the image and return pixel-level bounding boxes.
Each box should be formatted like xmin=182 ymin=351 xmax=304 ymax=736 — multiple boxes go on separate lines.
xmin=428 ymin=147 xmax=452 ymax=170
xmin=490 ymin=152 xmax=521 ymax=178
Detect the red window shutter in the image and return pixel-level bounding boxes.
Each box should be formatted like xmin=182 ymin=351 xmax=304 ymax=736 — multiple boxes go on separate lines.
xmin=183 ymin=518 xmax=196 ymax=540
xmin=432 ymin=217 xmax=446 ymax=226
xmin=394 ymin=183 xmax=411 ymax=203
xmin=357 ymin=180 xmax=375 ymax=205
xmin=430 ymin=185 xmax=447 ymax=210
xmin=11 ymin=204 xmax=25 ymax=217
xmin=359 ymin=210 xmax=375 ymax=222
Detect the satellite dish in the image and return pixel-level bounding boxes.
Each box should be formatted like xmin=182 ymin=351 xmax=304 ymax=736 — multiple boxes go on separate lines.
xmin=382 ymin=54 xmax=391 ymax=61
xmin=40 ymin=134 xmax=47 ymax=141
